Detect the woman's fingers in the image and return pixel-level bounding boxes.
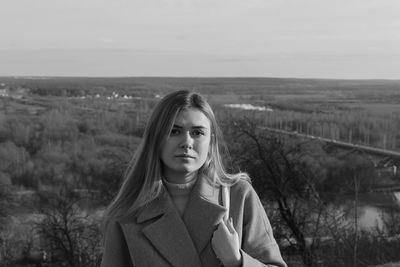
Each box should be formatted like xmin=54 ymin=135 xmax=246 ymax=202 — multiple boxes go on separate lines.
xmin=214 ymin=217 xmax=236 ymax=237
xmin=226 ymin=217 xmax=235 ymax=234
xmin=212 ymin=218 xmax=241 ymax=267
xmin=213 ymin=220 xmax=229 ymax=241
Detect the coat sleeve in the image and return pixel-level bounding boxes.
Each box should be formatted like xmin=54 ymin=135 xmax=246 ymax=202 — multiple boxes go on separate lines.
xmin=240 ymin=185 xmax=287 ymax=267
xmin=100 ymin=219 xmax=134 ymax=267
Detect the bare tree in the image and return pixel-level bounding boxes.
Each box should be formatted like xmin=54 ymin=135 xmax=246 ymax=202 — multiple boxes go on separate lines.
xmin=226 ymin=119 xmax=329 ymax=266
xmin=34 ymin=189 xmax=102 ymax=267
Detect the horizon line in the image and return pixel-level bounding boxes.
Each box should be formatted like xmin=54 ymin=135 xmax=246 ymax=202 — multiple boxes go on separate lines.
xmin=1 ymin=75 xmax=400 ymax=82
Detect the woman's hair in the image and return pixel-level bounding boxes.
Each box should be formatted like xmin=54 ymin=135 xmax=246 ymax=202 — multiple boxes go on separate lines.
xmin=103 ymin=90 xmax=248 ymax=223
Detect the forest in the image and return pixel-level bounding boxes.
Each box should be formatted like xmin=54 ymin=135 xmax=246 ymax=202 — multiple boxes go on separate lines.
xmin=1 ymin=77 xmax=400 ymax=267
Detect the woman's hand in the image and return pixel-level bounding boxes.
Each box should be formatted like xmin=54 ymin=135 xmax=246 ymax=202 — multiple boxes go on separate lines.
xmin=211 ymin=217 xmax=242 ymax=267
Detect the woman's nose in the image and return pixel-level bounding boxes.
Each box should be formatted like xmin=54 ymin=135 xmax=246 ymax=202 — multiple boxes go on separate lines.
xmin=180 ymin=132 xmax=194 ymax=149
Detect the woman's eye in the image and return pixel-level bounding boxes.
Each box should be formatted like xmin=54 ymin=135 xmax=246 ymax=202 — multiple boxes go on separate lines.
xmin=191 ymin=130 xmax=205 ymax=136
xmin=170 ymin=129 xmax=180 ymax=136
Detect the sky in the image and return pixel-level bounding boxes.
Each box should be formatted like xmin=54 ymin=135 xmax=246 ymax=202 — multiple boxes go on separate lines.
xmin=0 ymin=0 xmax=399 ymax=79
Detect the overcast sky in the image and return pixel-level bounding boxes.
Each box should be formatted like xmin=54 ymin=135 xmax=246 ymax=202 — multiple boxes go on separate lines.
xmin=0 ymin=0 xmax=399 ymax=79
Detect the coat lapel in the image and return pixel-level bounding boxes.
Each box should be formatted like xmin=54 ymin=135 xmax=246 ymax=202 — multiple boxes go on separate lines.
xmin=183 ymin=176 xmax=227 ymax=254
xmin=127 ymin=188 xmax=203 ymax=267
xmin=121 ymin=177 xmax=227 ymax=266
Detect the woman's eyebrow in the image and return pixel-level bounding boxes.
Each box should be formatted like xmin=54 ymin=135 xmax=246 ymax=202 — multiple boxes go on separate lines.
xmin=172 ymin=124 xmax=208 ymax=129
xmin=192 ymin=126 xmax=208 ymax=130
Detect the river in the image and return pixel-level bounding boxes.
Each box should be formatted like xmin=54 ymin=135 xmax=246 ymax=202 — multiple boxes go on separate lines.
xmin=341 ymin=191 xmax=400 ymax=230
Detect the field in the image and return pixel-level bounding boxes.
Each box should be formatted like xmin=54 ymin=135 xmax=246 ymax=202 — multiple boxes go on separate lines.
xmin=1 ymin=76 xmax=400 ymax=267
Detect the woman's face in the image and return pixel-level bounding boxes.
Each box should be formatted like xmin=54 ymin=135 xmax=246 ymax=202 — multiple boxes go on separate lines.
xmin=160 ymin=108 xmax=211 ymax=183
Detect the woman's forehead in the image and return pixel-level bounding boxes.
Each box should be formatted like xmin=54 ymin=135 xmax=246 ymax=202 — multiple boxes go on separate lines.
xmin=173 ymin=108 xmax=211 ymax=129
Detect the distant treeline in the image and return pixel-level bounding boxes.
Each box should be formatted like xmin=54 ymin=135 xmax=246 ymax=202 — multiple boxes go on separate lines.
xmin=2 ymin=77 xmax=399 ymax=152
xmin=2 ymin=76 xmax=400 ymax=96
xmin=0 ymin=98 xmax=146 ymax=202
xmin=217 ymin=106 xmax=400 ymax=151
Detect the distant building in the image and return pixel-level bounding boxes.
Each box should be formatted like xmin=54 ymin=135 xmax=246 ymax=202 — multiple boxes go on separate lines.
xmin=0 ymin=87 xmax=27 ymax=99
xmin=0 ymin=88 xmax=8 ymax=97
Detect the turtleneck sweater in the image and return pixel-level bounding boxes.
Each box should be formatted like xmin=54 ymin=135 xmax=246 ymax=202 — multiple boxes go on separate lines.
xmin=163 ymin=178 xmax=197 ymax=217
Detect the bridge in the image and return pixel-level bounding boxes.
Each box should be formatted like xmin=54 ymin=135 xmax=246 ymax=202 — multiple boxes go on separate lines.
xmin=370 ymin=185 xmax=400 ymax=193
xmin=260 ymin=126 xmax=400 ymax=171
xmin=260 ymin=127 xmax=400 ymax=194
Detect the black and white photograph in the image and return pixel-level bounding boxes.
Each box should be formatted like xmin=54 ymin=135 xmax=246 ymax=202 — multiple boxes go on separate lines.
xmin=1 ymin=1 xmax=400 ymax=266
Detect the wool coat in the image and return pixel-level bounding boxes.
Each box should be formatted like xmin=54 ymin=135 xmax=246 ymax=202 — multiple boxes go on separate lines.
xmin=101 ymin=177 xmax=287 ymax=267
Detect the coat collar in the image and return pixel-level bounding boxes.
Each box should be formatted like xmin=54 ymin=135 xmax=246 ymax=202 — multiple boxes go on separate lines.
xmin=131 ymin=176 xmax=227 ymax=267
xmin=183 ymin=175 xmax=227 ymax=253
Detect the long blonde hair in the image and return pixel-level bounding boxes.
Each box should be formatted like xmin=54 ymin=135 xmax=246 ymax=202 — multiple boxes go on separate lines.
xmin=103 ymin=90 xmax=248 ymax=223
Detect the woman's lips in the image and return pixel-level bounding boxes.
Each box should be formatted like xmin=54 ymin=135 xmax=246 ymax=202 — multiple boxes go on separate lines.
xmin=175 ymin=154 xmax=195 ymax=159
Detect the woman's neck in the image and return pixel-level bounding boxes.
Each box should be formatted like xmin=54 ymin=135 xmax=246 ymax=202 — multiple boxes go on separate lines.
xmin=163 ymin=171 xmax=198 ymax=184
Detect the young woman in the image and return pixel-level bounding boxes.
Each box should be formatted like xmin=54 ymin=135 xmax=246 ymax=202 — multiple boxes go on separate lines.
xmin=101 ymin=90 xmax=287 ymax=267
